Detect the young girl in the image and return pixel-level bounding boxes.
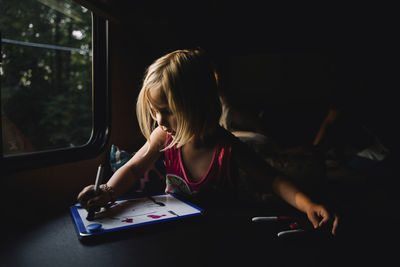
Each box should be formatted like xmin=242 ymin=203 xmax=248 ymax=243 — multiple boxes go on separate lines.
xmin=78 ymin=48 xmax=338 ymax=235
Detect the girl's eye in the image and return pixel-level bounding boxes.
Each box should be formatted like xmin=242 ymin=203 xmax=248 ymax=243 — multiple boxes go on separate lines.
xmin=160 ymin=109 xmax=172 ymax=115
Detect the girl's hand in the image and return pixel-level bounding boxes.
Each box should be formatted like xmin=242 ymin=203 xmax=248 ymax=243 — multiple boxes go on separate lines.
xmin=305 ymin=203 xmax=339 ymax=235
xmin=77 ymin=185 xmax=112 ymax=212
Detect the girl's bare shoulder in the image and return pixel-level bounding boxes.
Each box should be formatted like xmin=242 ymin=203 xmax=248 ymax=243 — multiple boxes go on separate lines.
xmin=149 ymin=126 xmax=168 ymax=151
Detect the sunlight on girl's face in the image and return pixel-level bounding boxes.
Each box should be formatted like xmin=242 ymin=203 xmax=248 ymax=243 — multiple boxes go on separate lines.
xmin=148 ymin=88 xmax=177 ymax=136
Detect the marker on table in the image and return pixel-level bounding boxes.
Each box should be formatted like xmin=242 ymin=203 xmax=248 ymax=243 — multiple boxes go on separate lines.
xmin=277 ymin=228 xmax=305 ymax=238
xmin=86 ymin=164 xmax=104 ymax=221
xmin=251 ymin=216 xmax=292 ymax=222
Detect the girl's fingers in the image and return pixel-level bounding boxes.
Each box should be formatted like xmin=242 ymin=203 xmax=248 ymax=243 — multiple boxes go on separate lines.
xmin=77 ymin=185 xmax=94 ymax=202
xmin=332 ymin=215 xmax=339 ymax=235
xmin=77 ymin=185 xmax=97 ymax=210
xmin=308 ymin=206 xmax=332 ymax=228
xmin=318 ymin=215 xmax=330 ymax=227
xmin=86 ymin=191 xmax=109 ymax=211
xmin=317 ymin=209 xmax=331 ymax=226
xmin=308 ymin=213 xmax=320 ymax=229
xmin=308 ymin=206 xmax=339 ymax=235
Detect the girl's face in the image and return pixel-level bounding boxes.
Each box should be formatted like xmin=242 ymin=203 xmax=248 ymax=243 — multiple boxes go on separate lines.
xmin=148 ymin=88 xmax=177 ymax=136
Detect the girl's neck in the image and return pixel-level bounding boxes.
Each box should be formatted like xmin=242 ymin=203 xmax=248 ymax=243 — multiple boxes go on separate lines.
xmin=190 ymin=125 xmax=225 ymax=149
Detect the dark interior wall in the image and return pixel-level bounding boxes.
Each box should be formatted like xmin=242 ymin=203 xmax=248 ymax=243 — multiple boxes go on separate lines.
xmin=114 ymin=1 xmax=397 ymax=149
xmin=107 ymin=23 xmax=146 ymax=152
xmin=220 ymin=47 xmax=397 ymax=148
xmin=220 ymin=51 xmax=335 ymax=147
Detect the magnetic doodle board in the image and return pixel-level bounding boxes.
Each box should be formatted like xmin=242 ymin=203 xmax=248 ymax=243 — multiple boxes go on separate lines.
xmin=70 ymin=194 xmax=203 ymax=239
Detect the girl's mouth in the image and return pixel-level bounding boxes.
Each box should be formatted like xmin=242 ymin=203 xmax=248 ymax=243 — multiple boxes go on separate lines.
xmin=161 ymin=126 xmax=175 ymax=135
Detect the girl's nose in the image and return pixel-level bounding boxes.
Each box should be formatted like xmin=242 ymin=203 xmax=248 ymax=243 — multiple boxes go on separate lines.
xmin=156 ymin=113 xmax=168 ymax=128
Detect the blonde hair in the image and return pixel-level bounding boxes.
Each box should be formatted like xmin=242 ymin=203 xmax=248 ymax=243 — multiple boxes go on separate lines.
xmin=136 ymin=48 xmax=221 ymax=149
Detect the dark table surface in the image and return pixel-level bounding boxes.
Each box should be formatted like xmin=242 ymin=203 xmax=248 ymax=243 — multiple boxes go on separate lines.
xmin=0 ymin=198 xmax=396 ymax=267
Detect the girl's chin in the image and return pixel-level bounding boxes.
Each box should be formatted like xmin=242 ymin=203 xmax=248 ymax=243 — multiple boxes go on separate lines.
xmin=163 ymin=128 xmax=175 ymax=136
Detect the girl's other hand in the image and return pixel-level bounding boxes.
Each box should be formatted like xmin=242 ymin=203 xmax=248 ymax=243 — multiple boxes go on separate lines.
xmin=306 ymin=203 xmax=339 ymax=235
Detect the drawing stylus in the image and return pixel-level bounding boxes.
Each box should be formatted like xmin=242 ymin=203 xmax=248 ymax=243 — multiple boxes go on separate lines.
xmin=87 ymin=164 xmax=104 ymax=221
xmin=252 ymin=216 xmax=291 ymax=222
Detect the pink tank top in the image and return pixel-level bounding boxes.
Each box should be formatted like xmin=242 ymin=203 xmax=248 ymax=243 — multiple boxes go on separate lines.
xmin=164 ymin=135 xmax=233 ymax=196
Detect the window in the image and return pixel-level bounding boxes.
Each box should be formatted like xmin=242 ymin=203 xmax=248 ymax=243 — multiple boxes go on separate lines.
xmin=1 ymin=0 xmax=109 ymax=172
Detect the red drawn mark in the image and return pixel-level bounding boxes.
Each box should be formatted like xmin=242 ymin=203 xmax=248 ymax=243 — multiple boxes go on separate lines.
xmin=147 ymin=214 xmax=166 ymax=219
xmin=289 ymin=222 xmax=300 ymax=229
xmin=122 ymin=218 xmax=133 ymax=223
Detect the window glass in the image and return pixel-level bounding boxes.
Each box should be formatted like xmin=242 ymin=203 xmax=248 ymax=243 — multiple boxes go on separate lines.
xmin=0 ymin=0 xmax=92 ymax=156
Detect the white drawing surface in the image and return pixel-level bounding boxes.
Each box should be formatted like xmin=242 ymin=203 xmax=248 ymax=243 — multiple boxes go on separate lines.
xmin=76 ymin=194 xmax=201 ymax=232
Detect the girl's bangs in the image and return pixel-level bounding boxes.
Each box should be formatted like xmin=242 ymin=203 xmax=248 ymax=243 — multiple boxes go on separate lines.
xmin=145 ymin=85 xmax=161 ymax=120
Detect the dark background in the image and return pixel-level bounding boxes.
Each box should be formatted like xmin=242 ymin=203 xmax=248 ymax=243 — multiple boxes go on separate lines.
xmin=112 ymin=0 xmax=398 ymax=150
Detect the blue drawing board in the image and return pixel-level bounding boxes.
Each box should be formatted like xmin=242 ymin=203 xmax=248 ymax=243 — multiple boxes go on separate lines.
xmin=70 ymin=193 xmax=203 ymax=239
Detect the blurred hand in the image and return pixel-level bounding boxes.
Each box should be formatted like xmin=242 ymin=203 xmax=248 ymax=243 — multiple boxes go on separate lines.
xmin=77 ymin=185 xmax=111 ymax=211
xmin=306 ymin=203 xmax=339 ymax=235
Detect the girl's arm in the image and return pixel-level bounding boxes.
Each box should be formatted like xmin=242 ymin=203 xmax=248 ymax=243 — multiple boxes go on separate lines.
xmin=77 ymin=126 xmax=166 ymax=210
xmin=107 ymin=127 xmax=166 ymax=197
xmin=230 ymin=133 xmax=338 ymax=235
xmin=272 ymin=175 xmax=336 ymax=232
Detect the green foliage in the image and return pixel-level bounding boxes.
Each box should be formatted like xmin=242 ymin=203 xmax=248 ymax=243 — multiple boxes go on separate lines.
xmin=1 ymin=0 xmax=92 ymax=153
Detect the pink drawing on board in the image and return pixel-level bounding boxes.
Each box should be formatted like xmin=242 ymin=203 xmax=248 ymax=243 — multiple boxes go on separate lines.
xmin=122 ymin=218 xmax=133 ymax=223
xmin=147 ymin=214 xmax=166 ymax=219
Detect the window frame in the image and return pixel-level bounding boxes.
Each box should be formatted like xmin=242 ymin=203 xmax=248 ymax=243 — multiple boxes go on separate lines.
xmin=0 ymin=14 xmax=110 ymax=174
